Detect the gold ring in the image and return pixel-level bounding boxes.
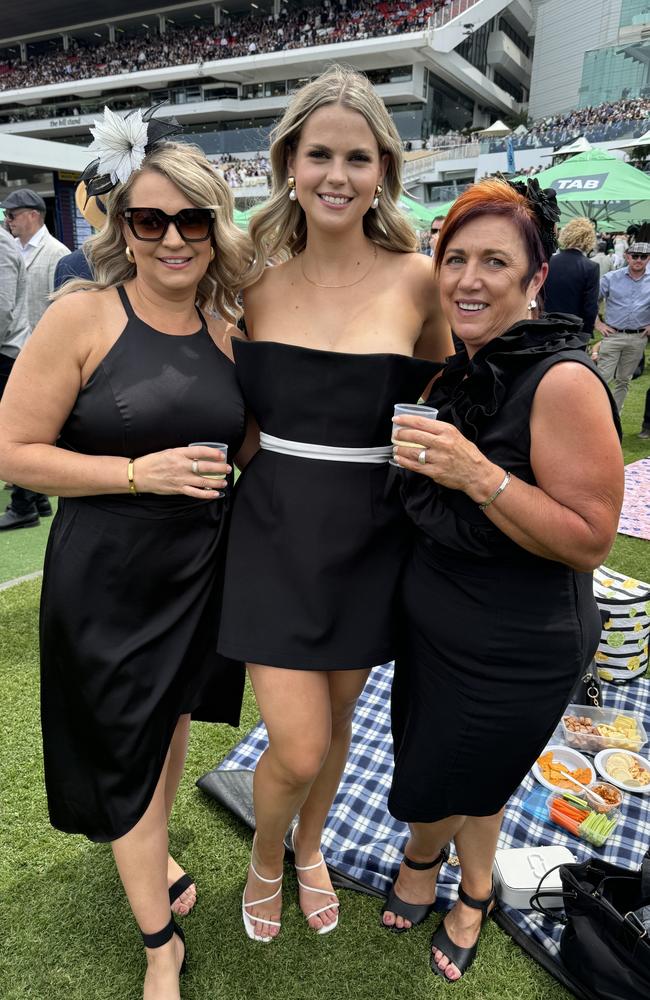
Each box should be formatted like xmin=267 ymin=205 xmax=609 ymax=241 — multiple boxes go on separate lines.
xmin=191 ymin=459 xmax=199 ymax=475
xmin=418 ymin=449 xmax=427 ymax=466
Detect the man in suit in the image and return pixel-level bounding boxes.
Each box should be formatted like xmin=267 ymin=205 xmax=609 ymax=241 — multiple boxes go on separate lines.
xmin=543 ymin=217 xmax=600 ymax=345
xmin=0 ymin=188 xmax=69 ymax=529
xmin=1 ymin=189 xmax=70 ymax=329
xmin=0 ymin=228 xmax=30 ymax=398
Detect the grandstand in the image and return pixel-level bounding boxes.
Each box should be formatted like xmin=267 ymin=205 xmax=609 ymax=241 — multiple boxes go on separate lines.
xmin=5 ymin=2 xmax=650 ymax=247
xmin=0 ymin=0 xmax=535 ymax=242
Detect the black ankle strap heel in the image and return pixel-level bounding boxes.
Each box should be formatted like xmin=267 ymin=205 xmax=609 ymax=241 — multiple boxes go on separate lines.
xmin=141 ymin=915 xmax=187 ymax=975
xmin=429 ymin=882 xmax=497 ymax=982
xmin=402 ymin=844 xmax=450 ymax=872
xmin=381 ymin=843 xmax=450 ymax=933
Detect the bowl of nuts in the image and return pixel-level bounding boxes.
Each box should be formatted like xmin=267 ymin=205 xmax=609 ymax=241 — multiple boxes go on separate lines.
xmin=587 ymin=781 xmax=623 ymax=811
xmin=561 ymin=705 xmax=646 ymax=755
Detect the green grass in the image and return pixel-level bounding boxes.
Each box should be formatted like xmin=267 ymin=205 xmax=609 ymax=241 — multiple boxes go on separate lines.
xmin=0 ymin=580 xmax=568 ymax=1000
xmin=1 ymin=363 xmax=648 ymax=999
xmin=0 ymin=494 xmax=57 ymax=585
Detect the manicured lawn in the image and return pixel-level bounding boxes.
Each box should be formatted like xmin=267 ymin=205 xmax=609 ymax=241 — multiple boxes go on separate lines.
xmin=1 ymin=358 xmax=648 ymax=999
xmin=0 ymin=580 xmax=570 ymax=1000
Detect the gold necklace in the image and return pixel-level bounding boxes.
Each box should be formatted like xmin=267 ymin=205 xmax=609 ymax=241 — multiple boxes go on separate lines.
xmin=299 ymin=244 xmax=378 ymax=288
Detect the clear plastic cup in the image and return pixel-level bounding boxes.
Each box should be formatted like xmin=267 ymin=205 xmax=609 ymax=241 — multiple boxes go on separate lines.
xmin=390 ymin=403 xmax=438 ymax=467
xmin=189 ymin=441 xmax=228 ymax=485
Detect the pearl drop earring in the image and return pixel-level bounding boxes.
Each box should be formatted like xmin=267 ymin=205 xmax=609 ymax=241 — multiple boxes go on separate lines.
xmin=287 ymin=176 xmax=297 ymax=201
xmin=371 ymin=184 xmax=383 ymax=210
xmin=528 ymin=299 xmax=537 ymax=310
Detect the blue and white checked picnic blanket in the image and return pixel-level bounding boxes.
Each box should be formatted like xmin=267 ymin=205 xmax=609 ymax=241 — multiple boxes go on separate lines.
xmin=213 ymin=662 xmax=650 ymax=984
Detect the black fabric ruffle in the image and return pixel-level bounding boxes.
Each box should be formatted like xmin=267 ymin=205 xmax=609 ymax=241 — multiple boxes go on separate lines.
xmin=427 ymin=314 xmax=586 ymax=440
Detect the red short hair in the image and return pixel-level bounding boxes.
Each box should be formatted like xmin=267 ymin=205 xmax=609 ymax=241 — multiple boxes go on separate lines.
xmin=435 ymin=179 xmax=547 ymax=290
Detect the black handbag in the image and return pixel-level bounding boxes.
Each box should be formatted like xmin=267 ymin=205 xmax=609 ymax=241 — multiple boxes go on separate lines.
xmin=569 ymin=659 xmax=602 ymax=708
xmin=531 ymin=852 xmax=650 ymax=1000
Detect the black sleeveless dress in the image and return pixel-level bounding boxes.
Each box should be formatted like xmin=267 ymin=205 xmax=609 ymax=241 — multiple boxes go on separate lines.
xmin=388 ymin=318 xmax=622 ymax=822
xmin=40 ymin=285 xmax=246 ymax=842
xmin=218 ymin=341 xmax=441 ymax=670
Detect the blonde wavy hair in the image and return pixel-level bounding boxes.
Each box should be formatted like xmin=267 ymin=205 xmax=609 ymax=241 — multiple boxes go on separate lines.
xmin=558 ymin=217 xmax=597 ymax=255
xmin=53 ymin=142 xmax=253 ymax=321
xmin=248 ymin=64 xmax=418 ymax=276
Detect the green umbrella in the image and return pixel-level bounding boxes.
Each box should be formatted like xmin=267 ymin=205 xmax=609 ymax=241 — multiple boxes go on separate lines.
xmin=421 ymin=151 xmax=650 ymax=227
xmin=512 ymin=149 xmax=650 ymax=225
xmin=399 ymin=193 xmax=442 ymax=227
xmin=234 ymin=195 xmax=443 ymax=231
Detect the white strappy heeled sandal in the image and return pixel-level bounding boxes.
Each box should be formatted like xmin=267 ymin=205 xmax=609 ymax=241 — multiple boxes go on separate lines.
xmin=292 ymin=826 xmax=340 ymax=936
xmin=242 ymin=840 xmax=283 ymax=943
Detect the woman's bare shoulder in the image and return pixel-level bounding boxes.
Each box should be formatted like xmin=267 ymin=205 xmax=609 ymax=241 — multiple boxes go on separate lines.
xmin=401 ymin=250 xmax=437 ymax=279
xmin=244 ymin=258 xmax=295 ymax=297
xmin=48 ymin=286 xmax=112 ymax=320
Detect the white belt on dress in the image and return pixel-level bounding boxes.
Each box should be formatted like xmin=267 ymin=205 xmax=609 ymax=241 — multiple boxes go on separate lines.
xmin=259 ymin=432 xmax=392 ymax=464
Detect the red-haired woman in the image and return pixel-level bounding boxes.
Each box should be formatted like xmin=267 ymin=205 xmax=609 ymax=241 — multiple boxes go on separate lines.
xmin=382 ymin=179 xmax=624 ymax=982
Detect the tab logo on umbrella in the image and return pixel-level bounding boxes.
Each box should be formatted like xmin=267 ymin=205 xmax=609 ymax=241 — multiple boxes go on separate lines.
xmin=551 ymin=173 xmax=607 ymax=192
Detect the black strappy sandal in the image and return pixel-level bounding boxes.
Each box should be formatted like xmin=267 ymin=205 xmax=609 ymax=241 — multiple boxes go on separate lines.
xmin=429 ymin=882 xmax=497 ymax=982
xmin=380 ymin=844 xmax=449 ymax=933
xmin=141 ymin=915 xmax=187 ymax=976
xmin=168 ymin=873 xmax=195 ymax=913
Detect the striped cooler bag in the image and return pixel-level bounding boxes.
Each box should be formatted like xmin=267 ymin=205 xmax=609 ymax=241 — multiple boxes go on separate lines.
xmin=593 ymin=566 xmax=650 ymax=684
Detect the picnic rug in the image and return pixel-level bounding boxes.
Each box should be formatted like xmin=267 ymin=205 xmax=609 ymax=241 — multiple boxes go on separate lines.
xmin=618 ymin=458 xmax=650 ymax=541
xmin=198 ymin=662 xmax=650 ymax=999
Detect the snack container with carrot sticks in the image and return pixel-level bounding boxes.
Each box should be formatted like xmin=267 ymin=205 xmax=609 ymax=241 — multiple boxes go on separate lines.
xmin=546 ymin=789 xmax=620 ymax=847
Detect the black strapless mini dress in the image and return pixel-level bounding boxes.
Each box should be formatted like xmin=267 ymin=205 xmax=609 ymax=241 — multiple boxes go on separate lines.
xmin=218 ymin=340 xmax=440 ymax=670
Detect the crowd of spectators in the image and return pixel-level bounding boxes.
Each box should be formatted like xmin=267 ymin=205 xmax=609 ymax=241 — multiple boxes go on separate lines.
xmin=488 ymin=97 xmax=650 ymax=153
xmin=528 ymin=97 xmax=650 ymax=139
xmin=0 ymin=1 xmax=447 ymax=92
xmin=212 ymin=155 xmax=271 ymax=187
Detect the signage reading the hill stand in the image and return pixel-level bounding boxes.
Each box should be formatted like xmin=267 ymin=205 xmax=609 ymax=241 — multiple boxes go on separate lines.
xmin=550 ymin=174 xmax=608 ymax=192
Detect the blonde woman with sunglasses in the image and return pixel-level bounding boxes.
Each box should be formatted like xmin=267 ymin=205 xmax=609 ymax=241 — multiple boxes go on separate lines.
xmin=0 ymin=126 xmax=255 ymax=1000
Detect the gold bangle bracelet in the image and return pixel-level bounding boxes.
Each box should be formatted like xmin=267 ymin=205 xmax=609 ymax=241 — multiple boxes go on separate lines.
xmin=127 ymin=459 xmax=138 ymax=496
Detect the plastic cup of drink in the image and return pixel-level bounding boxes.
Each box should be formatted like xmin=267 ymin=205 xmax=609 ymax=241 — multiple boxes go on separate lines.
xmin=189 ymin=441 xmax=228 ymax=488
xmin=390 ymin=403 xmax=438 ymax=467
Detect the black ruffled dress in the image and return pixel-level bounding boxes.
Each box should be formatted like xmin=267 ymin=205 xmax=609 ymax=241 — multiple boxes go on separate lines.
xmin=388 ymin=318 xmax=621 ymax=822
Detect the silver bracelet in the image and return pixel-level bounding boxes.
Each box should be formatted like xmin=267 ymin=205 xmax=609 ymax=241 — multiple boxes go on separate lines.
xmin=478 ymin=470 xmax=511 ymax=511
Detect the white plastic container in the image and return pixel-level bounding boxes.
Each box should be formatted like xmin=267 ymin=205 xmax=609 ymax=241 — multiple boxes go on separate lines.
xmin=561 ymin=704 xmax=647 ymax=754
xmin=493 ymin=846 xmax=576 ymax=910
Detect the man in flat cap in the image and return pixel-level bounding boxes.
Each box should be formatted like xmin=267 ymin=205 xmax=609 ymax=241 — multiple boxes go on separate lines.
xmin=595 ymin=231 xmax=650 ymax=413
xmin=1 ymin=189 xmax=70 ymax=331
xmin=0 ymin=188 xmax=69 ymax=528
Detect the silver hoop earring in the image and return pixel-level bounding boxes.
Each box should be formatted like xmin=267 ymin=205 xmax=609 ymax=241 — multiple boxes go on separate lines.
xmin=528 ymin=299 xmax=537 ymax=311
xmin=371 ymin=184 xmax=383 ymax=210
xmin=287 ymin=176 xmax=297 ymax=202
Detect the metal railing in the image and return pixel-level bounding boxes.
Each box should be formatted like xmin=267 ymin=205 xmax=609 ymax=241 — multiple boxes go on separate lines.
xmin=403 ymin=154 xmax=439 ymax=180
xmin=427 ymin=181 xmax=473 ymax=202
xmin=403 ymin=142 xmax=480 ymax=180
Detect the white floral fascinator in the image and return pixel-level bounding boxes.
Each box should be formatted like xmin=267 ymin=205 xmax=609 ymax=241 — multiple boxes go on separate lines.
xmin=80 ymin=103 xmax=184 ymax=199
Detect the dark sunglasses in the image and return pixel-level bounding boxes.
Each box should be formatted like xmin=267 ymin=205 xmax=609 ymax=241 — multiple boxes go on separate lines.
xmin=430 ymin=227 xmax=442 ymax=234
xmin=629 ymin=252 xmax=649 ymax=260
xmin=122 ymin=207 xmax=215 ymax=242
